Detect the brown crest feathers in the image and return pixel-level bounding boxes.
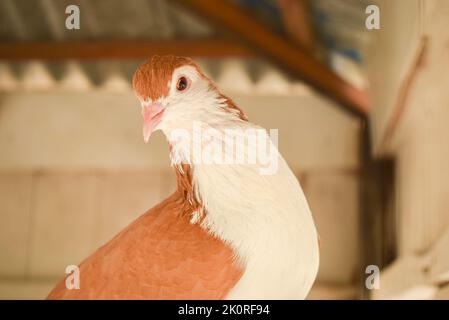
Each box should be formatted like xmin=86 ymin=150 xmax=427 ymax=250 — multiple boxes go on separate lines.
xmin=132 ymin=55 xmax=248 ymax=121
xmin=132 ymin=55 xmax=197 ymax=101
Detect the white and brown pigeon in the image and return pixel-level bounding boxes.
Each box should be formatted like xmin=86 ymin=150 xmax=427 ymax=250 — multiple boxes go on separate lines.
xmin=48 ymin=55 xmax=319 ymax=300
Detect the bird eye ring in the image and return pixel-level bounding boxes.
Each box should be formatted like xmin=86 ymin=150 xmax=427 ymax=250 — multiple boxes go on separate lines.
xmin=176 ymin=76 xmax=190 ymax=92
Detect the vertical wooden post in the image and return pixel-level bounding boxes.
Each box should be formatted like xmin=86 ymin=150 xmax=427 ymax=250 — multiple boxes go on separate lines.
xmin=359 ymin=120 xmax=396 ymax=298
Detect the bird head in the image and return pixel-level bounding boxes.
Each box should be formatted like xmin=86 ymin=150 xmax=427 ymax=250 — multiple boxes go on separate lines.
xmin=132 ymin=55 xmax=245 ymax=143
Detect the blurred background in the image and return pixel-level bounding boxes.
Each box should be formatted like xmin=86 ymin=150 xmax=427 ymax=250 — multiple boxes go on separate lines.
xmin=0 ymin=0 xmax=448 ymax=299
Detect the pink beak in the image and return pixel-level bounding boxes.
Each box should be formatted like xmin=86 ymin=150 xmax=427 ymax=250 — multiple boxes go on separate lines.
xmin=142 ymin=103 xmax=165 ymax=143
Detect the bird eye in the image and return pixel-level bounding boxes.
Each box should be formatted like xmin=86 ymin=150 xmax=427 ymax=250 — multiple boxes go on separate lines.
xmin=176 ymin=76 xmax=189 ymax=92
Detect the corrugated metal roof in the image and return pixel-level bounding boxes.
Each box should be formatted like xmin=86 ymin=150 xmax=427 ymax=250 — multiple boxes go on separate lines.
xmin=0 ymin=0 xmax=214 ymax=42
xmin=0 ymin=59 xmax=314 ymax=96
xmin=1 ymin=0 xmax=372 ymax=62
xmin=0 ymin=0 xmax=371 ymax=93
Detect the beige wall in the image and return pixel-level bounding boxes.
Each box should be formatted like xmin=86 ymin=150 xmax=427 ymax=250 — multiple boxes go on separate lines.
xmin=0 ymin=92 xmax=359 ymax=171
xmin=366 ymin=0 xmax=449 ymax=299
xmin=0 ymin=91 xmax=361 ymax=299
xmin=365 ymin=0 xmax=423 ymax=152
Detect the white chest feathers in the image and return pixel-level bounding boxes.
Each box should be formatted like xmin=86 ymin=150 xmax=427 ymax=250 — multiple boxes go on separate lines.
xmin=168 ymin=120 xmax=319 ymax=299
xmin=195 ymin=156 xmax=319 ymax=299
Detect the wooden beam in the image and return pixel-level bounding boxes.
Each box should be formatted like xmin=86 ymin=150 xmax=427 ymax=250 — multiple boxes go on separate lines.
xmin=172 ymin=0 xmax=369 ymax=115
xmin=277 ymin=0 xmax=315 ymax=51
xmin=0 ymin=39 xmax=252 ymax=60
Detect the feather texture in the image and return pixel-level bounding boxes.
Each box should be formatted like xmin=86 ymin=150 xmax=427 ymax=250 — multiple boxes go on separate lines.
xmin=47 ymin=190 xmax=243 ymax=299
